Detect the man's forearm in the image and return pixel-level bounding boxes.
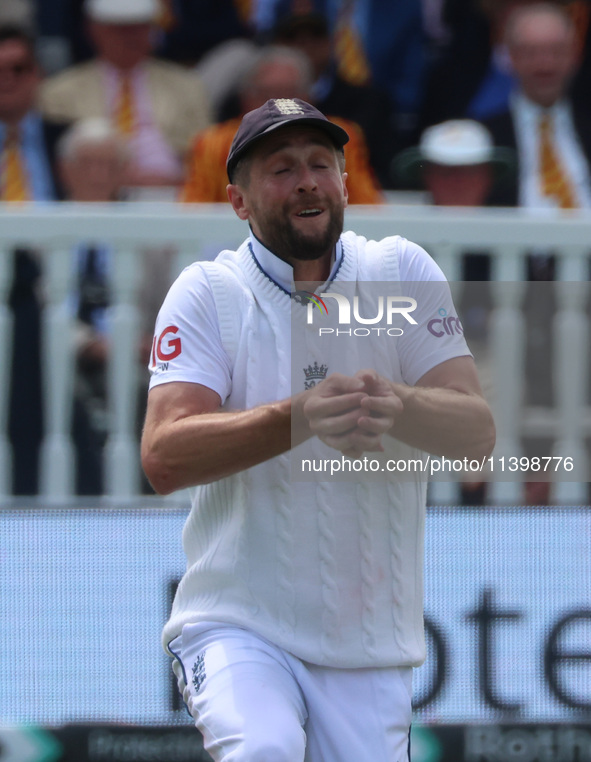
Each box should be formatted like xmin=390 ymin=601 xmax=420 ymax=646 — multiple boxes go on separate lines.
xmin=390 ymin=383 xmax=495 ymax=460
xmin=143 ymin=400 xmax=294 ymax=493
xmin=142 ymin=390 xmax=319 ymax=494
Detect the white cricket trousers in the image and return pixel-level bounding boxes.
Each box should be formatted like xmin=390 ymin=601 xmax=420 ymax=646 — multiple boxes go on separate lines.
xmin=169 ymin=622 xmax=413 ymax=762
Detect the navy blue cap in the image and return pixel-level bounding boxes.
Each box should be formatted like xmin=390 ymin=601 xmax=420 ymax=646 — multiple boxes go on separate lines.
xmin=227 ymin=98 xmax=349 ymax=181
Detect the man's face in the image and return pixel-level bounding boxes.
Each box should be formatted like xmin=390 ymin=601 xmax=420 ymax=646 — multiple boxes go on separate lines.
xmin=88 ymin=21 xmax=153 ymax=70
xmin=424 ymin=163 xmax=493 ymax=206
xmin=228 ymin=125 xmax=348 ymax=264
xmin=508 ymin=10 xmax=578 ymax=107
xmin=60 ymin=140 xmax=126 ymax=202
xmin=0 ymin=39 xmax=39 ymax=123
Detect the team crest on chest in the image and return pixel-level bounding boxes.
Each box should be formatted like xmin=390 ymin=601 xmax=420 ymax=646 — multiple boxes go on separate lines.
xmin=304 ymin=361 xmax=328 ymax=389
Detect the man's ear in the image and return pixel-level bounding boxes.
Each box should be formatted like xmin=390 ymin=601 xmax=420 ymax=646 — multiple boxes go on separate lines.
xmin=227 ymin=183 xmax=250 ymax=220
xmin=342 ymin=172 xmax=349 ymax=208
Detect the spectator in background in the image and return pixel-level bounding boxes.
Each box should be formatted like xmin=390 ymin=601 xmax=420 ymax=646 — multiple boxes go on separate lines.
xmin=39 ymin=0 xmax=212 ymax=193
xmin=57 ymin=117 xmax=130 ymax=493
xmin=421 ymin=0 xmax=522 ymax=126
xmin=483 ymin=2 xmax=591 ymax=212
xmin=393 ymin=118 xmax=516 ymax=209
xmin=421 ymin=0 xmax=589 ymax=127
xmin=482 ymin=3 xmax=588 ymax=501
xmin=194 ymin=38 xmax=261 ymax=122
xmin=0 ymin=24 xmax=66 ymax=494
xmin=0 ymin=25 xmax=64 ymax=200
xmin=181 ymin=45 xmax=383 ymax=205
xmin=393 ymin=118 xmax=515 ymax=326
xmin=254 ymin=0 xmax=425 ymax=145
xmin=393 ymin=119 xmax=516 ymax=505
xmin=271 ymin=9 xmax=400 ymax=187
xmin=58 ymin=116 xmax=176 ymax=492
xmin=59 ymin=116 xmax=128 ymax=201
xmin=394 ymin=115 xmax=560 ymax=506
xmin=62 ymin=0 xmax=253 ymax=68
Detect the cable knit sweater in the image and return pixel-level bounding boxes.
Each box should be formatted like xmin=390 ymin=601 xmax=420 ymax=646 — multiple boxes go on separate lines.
xmin=157 ymin=231 xmax=468 ymax=668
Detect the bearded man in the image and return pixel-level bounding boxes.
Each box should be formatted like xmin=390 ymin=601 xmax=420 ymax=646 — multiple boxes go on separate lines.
xmin=141 ymin=98 xmax=495 ymax=762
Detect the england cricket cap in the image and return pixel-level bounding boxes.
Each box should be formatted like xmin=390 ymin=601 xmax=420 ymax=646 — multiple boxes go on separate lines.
xmin=227 ymin=98 xmax=349 ymax=181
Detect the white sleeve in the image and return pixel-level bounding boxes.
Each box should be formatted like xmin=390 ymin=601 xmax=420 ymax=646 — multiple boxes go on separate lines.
xmin=397 ymin=239 xmax=472 ymax=386
xmin=147 ymin=263 xmax=232 ymax=403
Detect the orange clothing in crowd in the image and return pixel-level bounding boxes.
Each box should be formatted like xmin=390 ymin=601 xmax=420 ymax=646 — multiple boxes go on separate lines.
xmin=180 ymin=115 xmax=384 ymax=204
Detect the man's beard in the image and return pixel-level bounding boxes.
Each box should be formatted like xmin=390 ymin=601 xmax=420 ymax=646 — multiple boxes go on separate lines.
xmin=255 ymin=198 xmax=344 ymax=263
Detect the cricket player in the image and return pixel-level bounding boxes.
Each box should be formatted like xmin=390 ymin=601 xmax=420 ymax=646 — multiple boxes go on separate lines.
xmin=141 ymin=98 xmax=495 ymax=761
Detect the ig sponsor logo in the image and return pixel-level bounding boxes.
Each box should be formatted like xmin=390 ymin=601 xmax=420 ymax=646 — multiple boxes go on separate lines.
xmin=151 ymin=325 xmax=182 ymax=371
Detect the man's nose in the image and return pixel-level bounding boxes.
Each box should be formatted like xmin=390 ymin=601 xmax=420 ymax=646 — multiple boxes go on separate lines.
xmin=296 ymin=165 xmax=318 ymax=192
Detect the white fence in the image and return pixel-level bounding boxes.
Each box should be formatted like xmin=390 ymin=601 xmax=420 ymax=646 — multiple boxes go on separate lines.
xmin=0 ymin=201 xmax=589 ymax=504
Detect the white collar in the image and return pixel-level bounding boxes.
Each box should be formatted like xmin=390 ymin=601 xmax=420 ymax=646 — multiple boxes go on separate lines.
xmin=512 ymin=91 xmax=570 ymax=121
xmin=249 ymin=232 xmax=343 ymax=294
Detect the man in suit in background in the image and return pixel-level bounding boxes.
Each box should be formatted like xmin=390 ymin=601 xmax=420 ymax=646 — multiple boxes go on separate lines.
xmin=482 ymin=3 xmax=583 ymax=502
xmin=483 ymin=2 xmax=591 ymax=209
xmin=0 ymin=25 xmax=64 ymax=200
xmin=39 ymin=0 xmax=212 ymax=192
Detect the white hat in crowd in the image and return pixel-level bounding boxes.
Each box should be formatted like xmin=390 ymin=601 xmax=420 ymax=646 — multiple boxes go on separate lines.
xmin=57 ymin=117 xmax=130 ymax=163
xmin=393 ymin=119 xmax=515 ymax=185
xmin=84 ymin=0 xmax=159 ymax=24
xmin=420 ymin=120 xmax=497 ymax=166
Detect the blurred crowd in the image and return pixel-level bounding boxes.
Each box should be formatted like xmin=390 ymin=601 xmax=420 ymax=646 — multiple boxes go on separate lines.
xmin=1 ymin=0 xmax=588 ymax=500
xmin=1 ymin=0 xmax=590 ymax=203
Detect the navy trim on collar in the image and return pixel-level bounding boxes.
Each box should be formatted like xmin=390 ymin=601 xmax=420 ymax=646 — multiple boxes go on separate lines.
xmin=247 ymin=240 xmax=345 ymax=300
xmin=248 ymin=243 xmax=291 ymax=295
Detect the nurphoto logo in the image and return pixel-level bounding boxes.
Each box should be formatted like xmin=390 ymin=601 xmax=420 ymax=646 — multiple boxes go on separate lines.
xmin=297 ymin=291 xmax=418 ymax=338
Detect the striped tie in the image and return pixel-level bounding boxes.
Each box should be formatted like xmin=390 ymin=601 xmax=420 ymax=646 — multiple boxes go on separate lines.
xmin=334 ymin=1 xmax=371 ymax=86
xmin=538 ymin=113 xmax=576 ymax=209
xmin=1 ymin=129 xmax=29 ymax=202
xmin=115 ymin=74 xmax=135 ymax=136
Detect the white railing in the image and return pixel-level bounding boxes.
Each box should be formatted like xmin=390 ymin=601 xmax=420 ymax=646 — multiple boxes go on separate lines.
xmin=0 ymin=201 xmax=589 ymax=504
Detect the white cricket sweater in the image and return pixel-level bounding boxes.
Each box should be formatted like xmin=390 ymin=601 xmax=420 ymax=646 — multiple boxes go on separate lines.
xmin=159 ymin=231 xmax=467 ymax=668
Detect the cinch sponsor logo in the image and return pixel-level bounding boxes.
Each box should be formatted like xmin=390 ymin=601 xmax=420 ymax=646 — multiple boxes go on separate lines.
xmin=151 ymin=325 xmax=181 ymax=371
xmin=427 ymin=309 xmax=464 ymax=338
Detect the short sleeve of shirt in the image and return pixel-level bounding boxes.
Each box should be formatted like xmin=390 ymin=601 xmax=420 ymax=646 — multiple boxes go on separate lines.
xmin=148 ymin=263 xmax=232 ymax=403
xmin=397 ymin=238 xmax=472 ymax=386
